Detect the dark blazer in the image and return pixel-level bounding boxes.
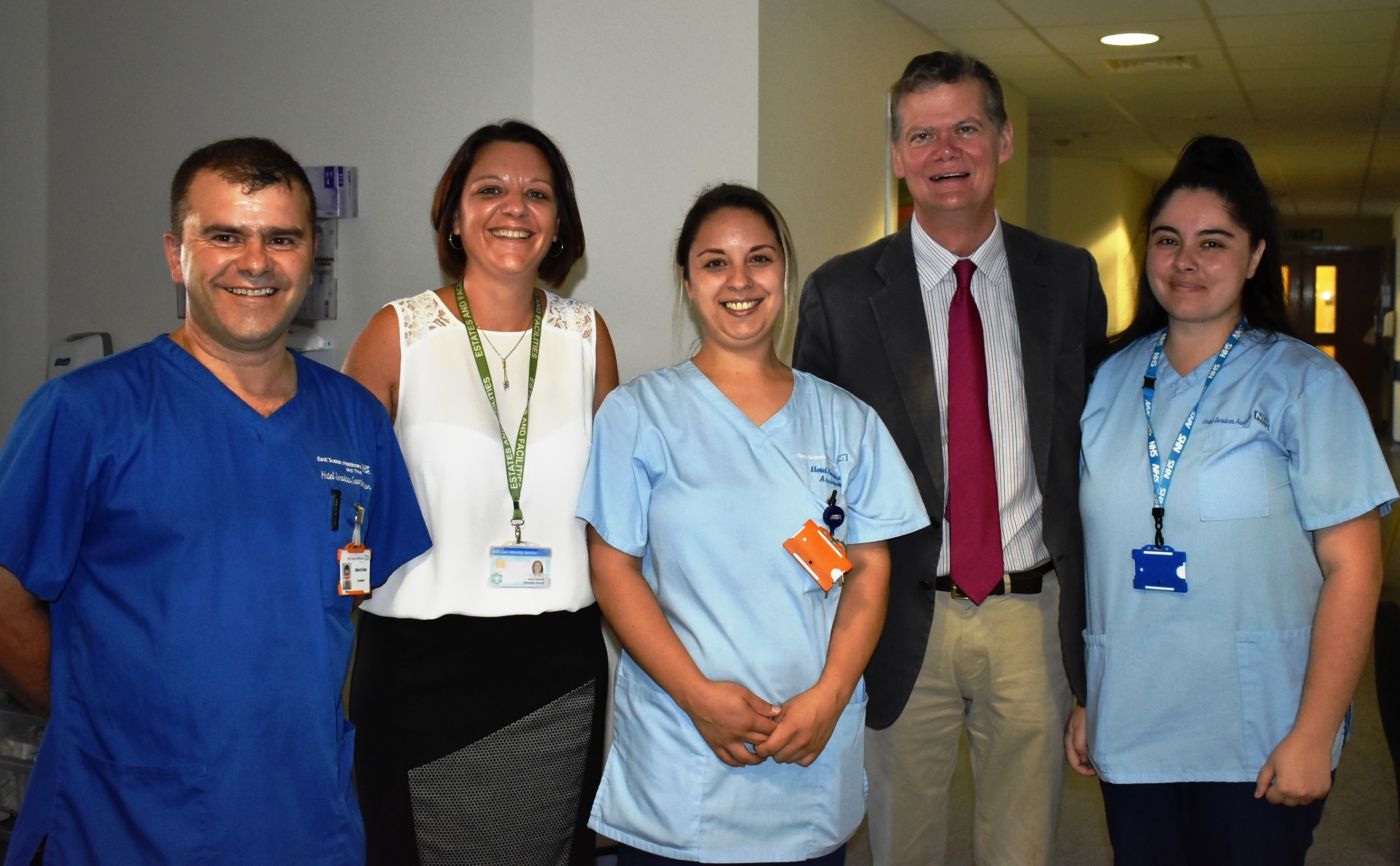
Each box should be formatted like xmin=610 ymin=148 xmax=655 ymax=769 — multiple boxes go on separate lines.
xmin=792 ymin=222 xmax=1108 ymax=729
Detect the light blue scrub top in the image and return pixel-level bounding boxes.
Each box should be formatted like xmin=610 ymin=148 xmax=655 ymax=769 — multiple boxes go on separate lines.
xmin=1079 ymin=330 xmax=1395 ymax=783
xmin=578 ymin=363 xmax=928 ymax=862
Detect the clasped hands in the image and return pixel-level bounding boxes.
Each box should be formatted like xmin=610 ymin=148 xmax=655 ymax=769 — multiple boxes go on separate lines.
xmin=681 ymin=678 xmax=843 ymax=768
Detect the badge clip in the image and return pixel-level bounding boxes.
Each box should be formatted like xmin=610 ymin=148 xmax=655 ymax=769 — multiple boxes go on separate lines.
xmin=338 ymin=503 xmax=372 ymax=597
xmin=784 ymin=519 xmax=853 ymax=595
xmin=1132 ymin=544 xmax=1187 ymax=593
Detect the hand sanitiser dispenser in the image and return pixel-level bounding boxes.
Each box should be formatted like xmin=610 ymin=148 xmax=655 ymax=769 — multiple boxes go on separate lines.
xmin=47 ymin=332 xmax=113 ymax=380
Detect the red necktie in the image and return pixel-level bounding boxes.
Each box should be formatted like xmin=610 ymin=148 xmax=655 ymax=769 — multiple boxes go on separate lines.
xmin=946 ymin=258 xmax=1003 ymax=604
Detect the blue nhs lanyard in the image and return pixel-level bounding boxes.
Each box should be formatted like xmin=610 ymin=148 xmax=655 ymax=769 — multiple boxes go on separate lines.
xmin=1142 ymin=320 xmax=1246 ymax=547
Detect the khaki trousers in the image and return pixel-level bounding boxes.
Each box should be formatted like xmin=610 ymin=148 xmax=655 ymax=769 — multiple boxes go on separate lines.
xmin=859 ymin=575 xmax=1072 ymax=866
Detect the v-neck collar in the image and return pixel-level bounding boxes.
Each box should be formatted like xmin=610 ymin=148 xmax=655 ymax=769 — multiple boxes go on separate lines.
xmin=156 ymin=334 xmax=305 ymax=428
xmin=681 ymin=360 xmax=796 ymax=435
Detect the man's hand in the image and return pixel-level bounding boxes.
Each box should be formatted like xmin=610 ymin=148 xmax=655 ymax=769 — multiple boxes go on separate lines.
xmin=1064 ymin=704 xmax=1095 ymax=776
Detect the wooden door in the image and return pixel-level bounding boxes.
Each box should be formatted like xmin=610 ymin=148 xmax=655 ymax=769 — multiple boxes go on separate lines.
xmin=1282 ymin=246 xmax=1385 ymax=424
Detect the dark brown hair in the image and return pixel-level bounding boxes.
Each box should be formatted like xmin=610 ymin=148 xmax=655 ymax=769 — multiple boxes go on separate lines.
xmin=430 ymin=121 xmax=584 ymax=287
xmin=1112 ymin=135 xmax=1294 ymax=352
xmin=170 ymin=137 xmax=315 ymax=238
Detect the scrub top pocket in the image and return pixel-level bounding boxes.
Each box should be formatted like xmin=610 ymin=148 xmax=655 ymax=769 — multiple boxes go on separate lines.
xmin=60 ymin=746 xmax=214 ymax=864
xmin=1198 ymin=433 xmax=1270 ymax=521
xmin=1235 ymin=626 xmax=1318 ymax=768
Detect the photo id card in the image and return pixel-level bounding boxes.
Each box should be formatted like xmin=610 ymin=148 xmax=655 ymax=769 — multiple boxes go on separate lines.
xmin=1132 ymin=545 xmax=1187 ymax=593
xmin=337 ymin=547 xmax=372 ymax=597
xmin=489 ymin=544 xmax=552 ymax=588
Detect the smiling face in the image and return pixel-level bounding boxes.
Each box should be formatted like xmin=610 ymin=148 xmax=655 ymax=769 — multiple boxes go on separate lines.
xmin=455 ymin=140 xmax=558 ymax=285
xmin=685 ymin=206 xmax=786 ymax=358
xmin=891 ymin=79 xmax=1012 ymax=241
xmin=1147 ymin=187 xmax=1265 ymax=332
xmin=163 ymin=169 xmax=314 ymax=356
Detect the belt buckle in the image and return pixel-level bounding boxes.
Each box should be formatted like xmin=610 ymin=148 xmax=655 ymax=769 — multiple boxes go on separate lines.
xmin=949 ymin=583 xmax=969 ymax=601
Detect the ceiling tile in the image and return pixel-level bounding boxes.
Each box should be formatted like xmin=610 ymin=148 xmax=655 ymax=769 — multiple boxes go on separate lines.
xmin=938 ymin=28 xmax=1057 ymax=57
xmin=883 ymin=0 xmax=1022 ymax=31
xmin=1238 ymin=64 xmax=1392 ymax=91
xmin=1249 ymin=84 xmax=1386 ymax=115
xmin=1008 ymin=0 xmax=1201 ymax=28
xmin=1208 ymin=0 xmax=1400 ymax=16
xmin=1214 ymin=10 xmax=1400 ymax=47
xmin=989 ymin=59 xmax=1083 ymax=95
xmin=1227 ymin=40 xmax=1394 ymax=70
xmin=1023 ymin=88 xmax=1117 ymax=114
xmin=1107 ymin=84 xmax=1248 ymax=117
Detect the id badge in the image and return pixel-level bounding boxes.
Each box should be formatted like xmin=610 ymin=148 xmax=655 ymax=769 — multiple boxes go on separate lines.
xmin=338 ymin=546 xmax=372 ymax=597
xmin=1132 ymin=545 xmax=1187 ymax=593
xmin=783 ymin=519 xmax=853 ymax=594
xmin=489 ymin=545 xmax=552 ymax=588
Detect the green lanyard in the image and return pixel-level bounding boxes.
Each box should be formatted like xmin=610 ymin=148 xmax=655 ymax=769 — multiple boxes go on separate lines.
xmin=454 ymin=280 xmax=542 ymax=543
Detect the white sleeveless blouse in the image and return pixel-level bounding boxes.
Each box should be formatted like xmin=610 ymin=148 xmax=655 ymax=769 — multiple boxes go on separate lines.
xmin=360 ymin=289 xmax=598 ymax=618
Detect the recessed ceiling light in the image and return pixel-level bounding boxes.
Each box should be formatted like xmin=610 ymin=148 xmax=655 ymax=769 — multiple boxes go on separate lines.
xmin=1101 ymin=32 xmax=1160 ymax=47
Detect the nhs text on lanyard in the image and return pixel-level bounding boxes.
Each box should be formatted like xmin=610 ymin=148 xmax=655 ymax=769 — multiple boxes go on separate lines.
xmin=1133 ymin=320 xmax=1245 ymax=593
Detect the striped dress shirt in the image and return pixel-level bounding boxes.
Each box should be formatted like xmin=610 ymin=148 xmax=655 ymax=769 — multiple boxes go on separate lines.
xmin=911 ymin=215 xmax=1050 ymax=576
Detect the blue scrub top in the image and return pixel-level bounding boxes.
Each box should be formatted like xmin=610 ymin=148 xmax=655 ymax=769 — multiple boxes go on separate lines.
xmin=0 ymin=338 xmax=431 ymax=865
xmin=1079 ymin=330 xmax=1395 ymax=783
xmin=579 ymin=363 xmax=928 ymax=862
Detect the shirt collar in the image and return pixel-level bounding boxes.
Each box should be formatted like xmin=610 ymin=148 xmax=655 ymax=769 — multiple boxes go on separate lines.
xmin=910 ymin=214 xmax=1007 ymax=289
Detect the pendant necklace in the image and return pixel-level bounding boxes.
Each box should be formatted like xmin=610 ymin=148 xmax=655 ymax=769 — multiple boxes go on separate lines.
xmin=481 ymin=331 xmax=529 ymax=389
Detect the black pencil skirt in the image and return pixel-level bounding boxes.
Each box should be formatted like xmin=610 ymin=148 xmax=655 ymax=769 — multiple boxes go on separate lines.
xmin=350 ymin=606 xmax=608 ymax=866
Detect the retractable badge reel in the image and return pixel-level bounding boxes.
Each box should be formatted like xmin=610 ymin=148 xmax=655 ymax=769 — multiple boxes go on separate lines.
xmin=783 ymin=491 xmax=852 ymax=595
xmin=337 ymin=503 xmax=372 ymax=597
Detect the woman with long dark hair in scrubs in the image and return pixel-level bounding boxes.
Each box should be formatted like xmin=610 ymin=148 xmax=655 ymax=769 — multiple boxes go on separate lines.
xmin=1069 ymin=136 xmax=1395 ymax=865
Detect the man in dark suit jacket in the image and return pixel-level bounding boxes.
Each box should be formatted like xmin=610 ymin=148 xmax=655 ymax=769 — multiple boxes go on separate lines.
xmin=793 ymin=52 xmax=1107 ymax=866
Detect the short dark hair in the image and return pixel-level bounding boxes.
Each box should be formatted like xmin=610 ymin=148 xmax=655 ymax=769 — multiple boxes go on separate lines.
xmin=170 ymin=137 xmax=314 ymax=237
xmin=1113 ymin=135 xmax=1294 ymax=351
xmin=430 ymin=121 xmax=584 ymax=288
xmin=890 ymin=51 xmax=1007 ymax=141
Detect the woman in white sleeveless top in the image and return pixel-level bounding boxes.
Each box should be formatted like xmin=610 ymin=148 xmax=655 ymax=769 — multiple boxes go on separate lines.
xmin=343 ymin=120 xmax=618 ymax=866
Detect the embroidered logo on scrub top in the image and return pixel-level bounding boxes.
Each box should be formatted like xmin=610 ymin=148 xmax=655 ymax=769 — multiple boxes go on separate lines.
xmin=317 ymin=455 xmax=374 ymax=491
xmin=803 ymin=452 xmax=850 ymax=499
xmin=1200 ymin=414 xmax=1251 ymax=427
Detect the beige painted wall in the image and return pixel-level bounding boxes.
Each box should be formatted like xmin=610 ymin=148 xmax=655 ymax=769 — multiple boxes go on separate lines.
xmin=756 ymin=0 xmax=1031 ymax=298
xmin=1028 ymin=156 xmax=1152 ymax=336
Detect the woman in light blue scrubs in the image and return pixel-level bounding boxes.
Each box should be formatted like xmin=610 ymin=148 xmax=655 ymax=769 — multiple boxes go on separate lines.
xmin=1069 ymin=136 xmax=1396 ymax=865
xmin=578 ymin=185 xmax=929 ymax=864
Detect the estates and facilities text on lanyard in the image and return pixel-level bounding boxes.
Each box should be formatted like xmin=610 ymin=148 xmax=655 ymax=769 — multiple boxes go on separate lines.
xmin=1132 ymin=319 xmax=1245 ymax=593
xmin=455 ymin=281 xmax=552 ymax=589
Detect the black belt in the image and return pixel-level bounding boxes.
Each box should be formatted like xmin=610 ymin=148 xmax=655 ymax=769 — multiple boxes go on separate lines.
xmin=935 ymin=560 xmax=1054 ymax=600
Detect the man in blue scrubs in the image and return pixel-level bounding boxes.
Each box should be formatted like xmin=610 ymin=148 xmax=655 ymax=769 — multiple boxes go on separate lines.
xmin=0 ymin=138 xmax=430 ymax=865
